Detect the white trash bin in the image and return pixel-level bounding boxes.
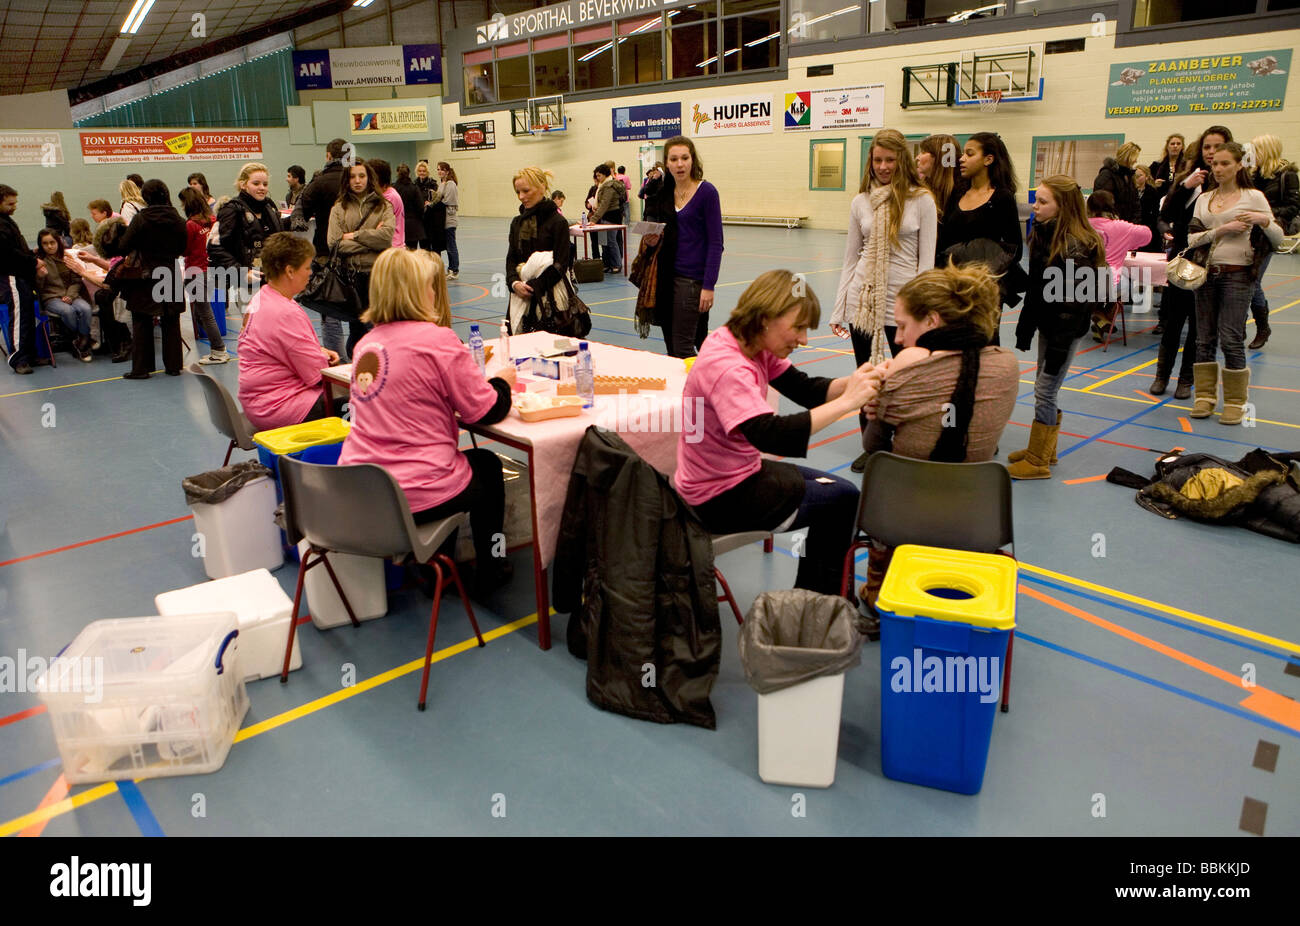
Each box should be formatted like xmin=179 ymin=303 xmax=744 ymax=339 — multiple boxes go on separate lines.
xmin=188 ymin=475 xmax=283 ymax=579
xmin=296 ymin=541 xmax=388 ymax=629
xmin=757 ymin=673 xmax=847 ymax=788
xmin=155 ymin=568 xmax=301 ymax=681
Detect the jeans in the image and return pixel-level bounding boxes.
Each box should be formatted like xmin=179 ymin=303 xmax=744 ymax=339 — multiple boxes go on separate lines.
xmin=1194 ymin=270 xmax=1253 ymax=369
xmin=849 ymin=324 xmax=898 ymax=433
xmin=787 ymin=465 xmax=861 ymax=596
xmin=1250 ymin=250 xmax=1273 ymax=332
xmin=601 ymin=227 xmax=622 ymax=272
xmin=320 ymin=315 xmax=347 ymax=361
xmin=443 ymin=227 xmax=459 ymax=273
xmin=1156 ymin=283 xmax=1197 ymax=385
xmin=412 ymin=448 xmax=505 ymax=570
xmin=663 ymin=276 xmax=709 ymax=358
xmin=1033 ymin=336 xmax=1080 ymax=425
xmin=43 ymin=297 xmax=93 ymax=338
xmin=346 ymin=271 xmax=372 ymax=358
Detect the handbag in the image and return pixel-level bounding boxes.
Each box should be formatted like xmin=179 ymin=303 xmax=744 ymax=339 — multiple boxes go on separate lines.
xmin=1166 ymin=243 xmax=1210 ymax=291
xmin=300 ymin=244 xmax=362 ymax=320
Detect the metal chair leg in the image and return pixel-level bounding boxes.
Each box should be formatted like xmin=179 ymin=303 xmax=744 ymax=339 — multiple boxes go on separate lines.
xmin=714 ymin=567 xmax=744 ymax=625
xmin=280 ymin=554 xmax=311 ymax=682
xmin=1001 ymin=631 xmax=1014 ymax=713
xmin=418 ymin=560 xmax=446 ymax=711
xmin=436 ymin=553 xmax=485 ymax=647
xmin=316 ymin=546 xmax=361 ymax=627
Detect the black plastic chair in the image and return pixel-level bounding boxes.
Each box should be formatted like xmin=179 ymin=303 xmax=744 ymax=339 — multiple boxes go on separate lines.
xmin=840 ymin=451 xmax=1017 ymax=712
xmin=277 ymin=455 xmax=484 ymax=711
xmin=187 ymin=362 xmax=258 ymax=465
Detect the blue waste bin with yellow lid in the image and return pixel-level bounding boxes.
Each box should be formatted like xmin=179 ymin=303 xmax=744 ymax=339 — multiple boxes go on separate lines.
xmin=252 ymin=417 xmax=351 ymax=499
xmin=876 ymin=544 xmax=1016 ymax=795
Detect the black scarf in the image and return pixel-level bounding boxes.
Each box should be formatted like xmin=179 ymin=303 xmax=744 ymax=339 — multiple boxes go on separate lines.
xmin=916 ymin=324 xmax=990 ymax=463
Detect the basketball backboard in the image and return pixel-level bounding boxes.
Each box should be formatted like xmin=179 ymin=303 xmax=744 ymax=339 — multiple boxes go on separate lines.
xmin=955 ymin=43 xmax=1044 ymax=106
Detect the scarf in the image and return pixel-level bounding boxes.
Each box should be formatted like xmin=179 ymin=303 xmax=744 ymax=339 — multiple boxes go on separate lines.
xmin=916 ymin=323 xmax=990 ymax=463
xmin=851 ymin=186 xmax=893 ymax=365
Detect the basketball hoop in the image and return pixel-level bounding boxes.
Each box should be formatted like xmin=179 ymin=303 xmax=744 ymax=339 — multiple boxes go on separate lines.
xmin=976 ymin=89 xmax=1002 ymax=113
xmin=531 ymin=124 xmax=551 ymax=134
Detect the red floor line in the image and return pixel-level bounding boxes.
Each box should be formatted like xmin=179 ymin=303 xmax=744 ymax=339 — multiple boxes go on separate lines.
xmin=1004 ymin=419 xmax=1157 ymax=453
xmin=808 ymin=427 xmax=861 ymax=450
xmin=0 ymin=705 xmax=47 ymax=729
xmin=0 ymin=515 xmax=195 ymax=569
xmin=794 ymin=352 xmax=839 ymax=367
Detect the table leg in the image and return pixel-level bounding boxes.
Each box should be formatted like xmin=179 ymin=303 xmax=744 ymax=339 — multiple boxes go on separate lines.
xmin=321 ymin=381 xmax=334 ymax=416
xmin=582 ymin=232 xmax=590 ymax=262
xmin=526 ymin=445 xmax=551 ymax=649
xmin=622 ymin=227 xmax=628 ymax=277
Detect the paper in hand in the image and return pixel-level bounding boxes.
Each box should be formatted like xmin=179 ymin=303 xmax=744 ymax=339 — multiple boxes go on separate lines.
xmin=631 ymin=221 xmax=666 ymax=236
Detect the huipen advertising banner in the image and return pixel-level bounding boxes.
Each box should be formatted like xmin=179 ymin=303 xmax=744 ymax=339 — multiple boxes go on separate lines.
xmin=687 ymin=94 xmax=773 ymax=138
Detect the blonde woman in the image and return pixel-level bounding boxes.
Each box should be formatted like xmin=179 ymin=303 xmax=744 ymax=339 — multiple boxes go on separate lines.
xmin=1246 ymin=134 xmax=1299 ymax=349
xmin=339 ymin=248 xmax=516 ymax=598
xmin=1093 ymin=141 xmax=1142 ymax=223
xmin=831 ymin=128 xmax=937 ymax=472
xmin=505 ymin=166 xmax=572 ymax=333
xmin=118 ymin=180 xmax=145 ymax=224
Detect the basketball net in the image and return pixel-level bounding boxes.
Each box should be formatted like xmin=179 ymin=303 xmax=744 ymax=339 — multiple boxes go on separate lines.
xmin=977 ymin=89 xmax=1002 ymax=113
xmin=531 ymin=124 xmax=552 ymax=134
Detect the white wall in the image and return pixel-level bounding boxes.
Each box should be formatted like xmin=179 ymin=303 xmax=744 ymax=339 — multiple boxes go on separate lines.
xmin=419 ymin=22 xmax=1300 ymax=229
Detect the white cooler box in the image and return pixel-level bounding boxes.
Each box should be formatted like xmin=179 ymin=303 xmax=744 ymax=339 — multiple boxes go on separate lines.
xmin=296 ymin=541 xmax=387 ymax=629
xmin=155 ymin=569 xmax=301 ymax=681
xmin=33 ymin=613 xmax=249 ymax=784
xmin=757 ymin=673 xmax=847 ymax=788
xmin=191 ymin=475 xmax=283 ymax=579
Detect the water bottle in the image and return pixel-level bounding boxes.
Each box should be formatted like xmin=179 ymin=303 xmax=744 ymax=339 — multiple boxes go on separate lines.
xmin=498 ymin=319 xmax=511 ymax=365
xmin=469 ymin=324 xmax=485 ymax=375
xmin=575 ymin=341 xmax=595 ymax=409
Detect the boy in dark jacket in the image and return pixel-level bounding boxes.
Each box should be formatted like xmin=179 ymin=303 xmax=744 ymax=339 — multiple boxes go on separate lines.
xmin=0 ymin=185 xmax=39 ymax=374
xmin=1092 ymin=143 xmax=1142 ymax=224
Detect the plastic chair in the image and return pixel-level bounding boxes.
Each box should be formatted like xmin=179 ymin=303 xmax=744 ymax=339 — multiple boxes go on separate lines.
xmin=186 ymin=362 xmax=258 ymax=465
xmin=276 ymin=455 xmax=484 ymax=711
xmin=1098 ymin=299 xmax=1128 ymax=351
xmin=711 ymin=531 xmax=774 ymax=625
xmin=840 ymin=451 xmax=1017 ymax=712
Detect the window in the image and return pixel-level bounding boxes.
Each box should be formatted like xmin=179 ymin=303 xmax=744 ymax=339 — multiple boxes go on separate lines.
xmin=496 ymin=52 xmax=532 ymax=102
xmin=1030 ymin=135 xmax=1123 ymax=193
xmin=618 ymin=15 xmax=664 ymax=85
xmin=669 ymin=4 xmax=719 ymax=78
xmin=810 ymin=138 xmax=847 ymax=190
xmin=788 ymin=0 xmax=864 ymax=44
xmin=533 ymin=35 xmax=571 ymax=96
xmin=1131 ymin=0 xmax=1237 ymax=25
xmin=463 ymin=49 xmax=494 ymax=106
xmin=724 ymin=10 xmax=781 ymax=73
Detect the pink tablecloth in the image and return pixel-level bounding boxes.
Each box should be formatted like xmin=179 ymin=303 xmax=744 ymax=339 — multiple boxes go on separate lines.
xmin=1123 ymin=251 xmax=1168 ymax=287
xmin=479 ymin=331 xmax=687 ymax=566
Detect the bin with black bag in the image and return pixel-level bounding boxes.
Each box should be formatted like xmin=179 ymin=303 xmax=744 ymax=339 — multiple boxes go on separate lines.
xmin=182 ymin=461 xmax=283 ymax=579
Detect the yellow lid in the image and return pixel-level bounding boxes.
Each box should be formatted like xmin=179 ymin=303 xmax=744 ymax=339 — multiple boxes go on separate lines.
xmin=875 ymin=544 xmax=1017 ymax=630
xmin=252 ymin=417 xmax=351 ymax=455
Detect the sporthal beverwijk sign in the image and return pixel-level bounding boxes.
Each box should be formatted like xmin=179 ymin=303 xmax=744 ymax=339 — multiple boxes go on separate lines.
xmin=476 ymin=0 xmax=692 ymax=43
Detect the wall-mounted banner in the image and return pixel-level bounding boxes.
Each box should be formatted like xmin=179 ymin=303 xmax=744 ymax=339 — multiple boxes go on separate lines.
xmin=476 ymin=0 xmax=691 ymax=43
xmin=79 ymin=131 xmax=263 ymax=164
xmin=452 ymin=120 xmax=496 ymax=151
xmin=351 ymin=107 xmax=430 ymax=135
xmin=688 ymin=95 xmax=772 ymax=138
xmin=784 ymin=86 xmax=885 ymax=131
xmin=1105 ymin=49 xmax=1290 ymax=118
xmin=0 ymin=132 xmax=63 ymax=166
xmin=294 ymin=45 xmax=442 ymax=91
xmin=613 ymin=102 xmax=682 ymax=143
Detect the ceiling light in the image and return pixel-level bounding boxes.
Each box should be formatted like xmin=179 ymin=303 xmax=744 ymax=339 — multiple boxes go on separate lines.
xmin=101 ymin=36 xmax=131 ymax=70
xmin=120 ymin=0 xmax=156 ymax=34
xmin=744 ymin=31 xmax=780 ymax=47
xmin=578 ymin=42 xmax=613 ymax=62
xmin=787 ymin=5 xmax=859 ymax=33
xmin=947 ymin=3 xmax=1005 ymax=21
xmin=353 ymin=0 xmax=377 ymax=7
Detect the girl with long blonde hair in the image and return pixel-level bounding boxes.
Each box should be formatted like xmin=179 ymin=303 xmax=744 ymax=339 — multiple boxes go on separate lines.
xmin=1245 ymin=134 xmax=1298 ymax=348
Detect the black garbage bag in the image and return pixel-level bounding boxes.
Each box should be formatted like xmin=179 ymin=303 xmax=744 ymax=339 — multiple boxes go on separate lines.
xmin=182 ymin=461 xmax=274 ymax=506
xmin=739 ymin=590 xmax=864 ymax=695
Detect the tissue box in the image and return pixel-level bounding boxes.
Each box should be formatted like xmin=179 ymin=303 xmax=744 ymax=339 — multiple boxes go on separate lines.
xmin=529 ymin=356 xmax=576 ymax=383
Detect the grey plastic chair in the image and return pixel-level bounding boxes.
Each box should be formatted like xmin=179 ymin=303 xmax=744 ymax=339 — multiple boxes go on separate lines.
xmin=187 ymin=362 xmax=258 ymax=465
xmin=842 ymin=451 xmax=1016 ymax=711
xmin=277 ymin=455 xmax=485 ymax=711
xmin=711 ymin=531 xmax=774 ymax=625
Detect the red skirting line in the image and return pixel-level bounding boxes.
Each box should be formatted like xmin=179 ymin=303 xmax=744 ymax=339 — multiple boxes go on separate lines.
xmin=0 ymin=515 xmax=195 ymax=569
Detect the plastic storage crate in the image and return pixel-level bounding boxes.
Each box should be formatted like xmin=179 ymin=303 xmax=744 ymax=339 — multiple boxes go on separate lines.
xmin=876 ymin=545 xmax=1016 ymax=795
xmin=154 ymin=569 xmax=301 ymax=680
xmin=34 ymin=613 xmax=249 ymax=784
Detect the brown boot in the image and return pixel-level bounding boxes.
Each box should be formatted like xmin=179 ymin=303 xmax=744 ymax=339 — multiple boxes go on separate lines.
xmin=1008 ymin=411 xmax=1061 ymax=465
xmin=1219 ymin=368 xmax=1250 ymax=426
xmin=1007 ymin=418 xmax=1058 ymax=480
xmin=1190 ymin=362 xmax=1219 ymax=419
xmin=855 ymin=544 xmax=891 ymax=641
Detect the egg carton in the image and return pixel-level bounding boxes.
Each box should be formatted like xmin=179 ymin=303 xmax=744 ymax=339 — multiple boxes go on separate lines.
xmin=556 ymin=376 xmax=667 ymax=395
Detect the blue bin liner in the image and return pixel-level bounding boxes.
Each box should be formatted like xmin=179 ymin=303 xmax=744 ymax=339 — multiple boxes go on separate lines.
xmin=878 ymin=609 xmax=1010 ymax=795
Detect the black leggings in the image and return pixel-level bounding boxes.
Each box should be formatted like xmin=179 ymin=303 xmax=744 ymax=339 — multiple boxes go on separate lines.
xmin=345 ymin=271 xmax=373 ymax=357
xmin=412 ymin=448 xmax=505 ymax=567
xmin=849 ymin=324 xmax=898 ymax=432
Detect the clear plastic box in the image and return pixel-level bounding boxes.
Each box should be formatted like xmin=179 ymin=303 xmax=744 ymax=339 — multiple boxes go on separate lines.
xmin=34 ymin=613 xmax=250 ymax=784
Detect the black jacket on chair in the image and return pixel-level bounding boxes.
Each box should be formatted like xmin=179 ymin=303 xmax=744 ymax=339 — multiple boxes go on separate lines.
xmin=1093 ymin=158 xmax=1140 ymax=224
xmin=553 ymin=428 xmax=721 ymax=729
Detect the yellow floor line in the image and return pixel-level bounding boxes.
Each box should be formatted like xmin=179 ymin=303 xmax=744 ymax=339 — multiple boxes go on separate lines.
xmin=0 ymin=614 xmax=540 ymax=836
xmin=1021 ymin=562 xmax=1300 ymax=652
xmin=0 ymin=375 xmax=124 ymax=400
xmin=1081 ymin=356 xmax=1160 ymax=393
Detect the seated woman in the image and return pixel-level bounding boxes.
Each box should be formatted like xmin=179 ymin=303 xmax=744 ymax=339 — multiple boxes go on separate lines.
xmin=857 ymin=262 xmax=1021 ymax=616
xmin=238 ymin=233 xmax=339 ymax=430
xmin=339 ymin=248 xmax=517 ymax=597
xmin=34 ymin=228 xmax=94 ymax=362
xmin=675 ymin=269 xmax=874 ymax=597
xmin=1086 ymin=189 xmax=1152 ymax=341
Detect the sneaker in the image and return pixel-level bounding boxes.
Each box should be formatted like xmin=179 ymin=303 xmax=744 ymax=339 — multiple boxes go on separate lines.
xmin=198 ymin=351 xmax=230 ymax=364
xmin=447 ymin=270 xmax=459 ymax=280
xmin=78 ymin=349 xmax=93 ymax=363
xmin=12 ymin=362 xmax=33 ymax=375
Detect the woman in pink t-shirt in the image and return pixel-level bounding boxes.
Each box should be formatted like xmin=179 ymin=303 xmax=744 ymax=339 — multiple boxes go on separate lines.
xmin=676 ymin=270 xmax=875 ymax=596
xmin=339 ymin=248 xmax=518 ymax=596
xmin=237 ymin=233 xmax=338 ymax=430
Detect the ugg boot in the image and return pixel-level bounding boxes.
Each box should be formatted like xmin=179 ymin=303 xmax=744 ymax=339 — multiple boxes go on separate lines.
xmin=855 ymin=544 xmax=891 ymax=641
xmin=1008 ymin=411 xmax=1060 ymax=465
xmin=1007 ymin=418 xmax=1058 ymax=480
xmin=1219 ymin=368 xmax=1250 ymax=426
xmin=1190 ymin=362 xmax=1220 ymax=418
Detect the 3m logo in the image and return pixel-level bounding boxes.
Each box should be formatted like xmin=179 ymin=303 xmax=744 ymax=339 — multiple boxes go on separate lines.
xmin=164 ymin=133 xmax=193 ymax=155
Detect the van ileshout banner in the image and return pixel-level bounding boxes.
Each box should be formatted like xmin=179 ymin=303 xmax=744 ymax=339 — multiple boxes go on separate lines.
xmin=350 ymin=107 xmax=430 ymax=135
xmin=79 ymin=131 xmax=263 ymax=164
xmin=688 ymin=95 xmax=773 ymax=137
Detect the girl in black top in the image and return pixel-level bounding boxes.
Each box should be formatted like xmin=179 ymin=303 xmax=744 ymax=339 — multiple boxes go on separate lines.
xmin=118 ymin=180 xmax=188 ymax=380
xmin=506 ymin=167 xmax=574 ymax=334
xmin=1148 ymin=133 xmax=1187 ymax=195
xmin=938 ymin=132 xmax=1026 ymax=342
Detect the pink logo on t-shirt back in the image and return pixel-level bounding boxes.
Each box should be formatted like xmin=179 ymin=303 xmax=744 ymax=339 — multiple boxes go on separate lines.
xmin=352 ymin=344 xmax=389 ymax=401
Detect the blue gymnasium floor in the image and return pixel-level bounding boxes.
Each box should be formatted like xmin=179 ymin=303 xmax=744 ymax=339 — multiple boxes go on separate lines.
xmin=2 ymin=218 xmax=1298 ymax=837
